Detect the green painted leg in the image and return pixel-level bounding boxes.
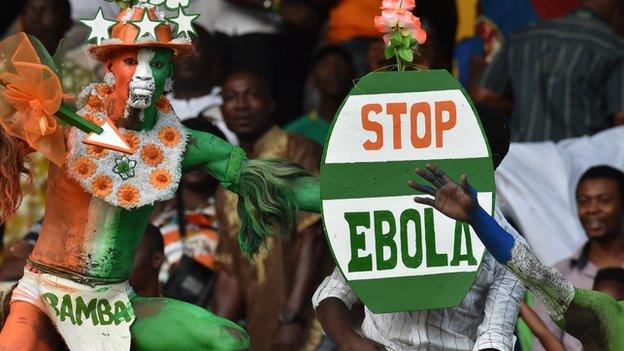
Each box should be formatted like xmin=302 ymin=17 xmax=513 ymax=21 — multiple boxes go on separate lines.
xmin=130 ymin=296 xmax=250 ymax=351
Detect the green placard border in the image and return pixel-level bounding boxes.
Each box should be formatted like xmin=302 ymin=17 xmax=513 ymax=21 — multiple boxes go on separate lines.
xmin=319 ymin=69 xmax=496 ymax=312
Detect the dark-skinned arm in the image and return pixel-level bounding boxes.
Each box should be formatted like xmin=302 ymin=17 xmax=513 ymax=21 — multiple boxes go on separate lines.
xmin=313 ymin=268 xmax=386 ymax=351
xmin=272 ymin=223 xmax=324 ymax=350
xmin=408 ymin=164 xmax=575 ymax=324
xmin=519 ymin=302 xmax=565 ymax=351
xmin=317 ymin=298 xmax=385 ymax=351
xmin=212 ymin=264 xmax=244 ymax=320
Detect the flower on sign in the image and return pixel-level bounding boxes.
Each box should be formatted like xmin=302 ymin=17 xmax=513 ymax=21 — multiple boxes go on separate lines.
xmin=373 ymin=0 xmax=427 ymax=70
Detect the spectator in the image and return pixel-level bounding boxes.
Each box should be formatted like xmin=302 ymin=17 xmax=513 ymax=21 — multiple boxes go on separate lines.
xmin=475 ymin=0 xmax=624 ymax=142
xmin=456 ymin=0 xmax=539 ymax=90
xmin=365 ymin=39 xmax=393 ymax=72
xmin=324 ymin=0 xmax=380 ymax=75
xmin=17 ymin=0 xmax=71 ymax=54
xmin=209 ymin=0 xmax=324 ymax=125
xmin=312 ymin=104 xmax=524 ymax=351
xmin=593 ymin=267 xmax=624 ymax=300
xmin=325 ymin=0 xmax=456 ymax=74
xmin=285 ymin=46 xmax=355 ymax=146
xmin=130 ymin=224 xmax=165 ymax=298
xmin=167 ymin=25 xmax=238 ymax=144
xmin=412 ymin=0 xmax=457 ymax=71
xmin=212 ymin=71 xmax=330 ymax=350
xmin=534 ymin=165 xmax=624 ymax=350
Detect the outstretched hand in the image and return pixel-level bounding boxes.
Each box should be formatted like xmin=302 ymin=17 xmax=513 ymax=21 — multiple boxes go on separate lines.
xmin=408 ymin=164 xmax=478 ymax=223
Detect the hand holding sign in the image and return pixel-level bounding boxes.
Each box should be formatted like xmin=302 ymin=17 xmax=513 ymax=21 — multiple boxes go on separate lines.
xmin=409 ymin=164 xmax=477 ymax=223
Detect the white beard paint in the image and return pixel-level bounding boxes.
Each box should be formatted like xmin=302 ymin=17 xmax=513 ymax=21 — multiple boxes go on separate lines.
xmin=127 ymin=49 xmax=156 ymax=110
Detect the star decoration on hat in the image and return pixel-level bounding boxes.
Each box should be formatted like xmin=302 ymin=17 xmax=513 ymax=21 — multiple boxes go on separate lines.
xmin=168 ymin=7 xmax=199 ymax=38
xmin=80 ymin=7 xmax=116 ymax=45
xmin=131 ymin=10 xmax=165 ymax=40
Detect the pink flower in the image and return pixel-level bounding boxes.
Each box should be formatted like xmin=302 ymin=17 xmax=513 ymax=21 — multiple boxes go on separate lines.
xmin=374 ymin=3 xmax=427 ymax=45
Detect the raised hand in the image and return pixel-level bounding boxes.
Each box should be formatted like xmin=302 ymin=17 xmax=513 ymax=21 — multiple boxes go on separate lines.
xmin=408 ymin=164 xmax=478 ymax=223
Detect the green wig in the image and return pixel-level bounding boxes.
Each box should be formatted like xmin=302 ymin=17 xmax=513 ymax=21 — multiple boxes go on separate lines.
xmin=233 ymin=159 xmax=311 ymax=258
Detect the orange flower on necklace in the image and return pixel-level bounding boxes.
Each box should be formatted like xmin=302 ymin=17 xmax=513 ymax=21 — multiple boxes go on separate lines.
xmin=91 ymin=175 xmax=113 ymax=197
xmin=117 ymin=184 xmax=140 ymax=207
xmin=155 ymin=95 xmax=172 ymax=113
xmin=141 ymin=143 xmax=164 ymax=166
xmin=123 ymin=131 xmax=140 ymax=151
xmin=83 ymin=113 xmax=98 ymax=124
xmin=87 ymin=95 xmax=102 ymax=109
xmin=95 ymin=84 xmax=112 ymax=97
xmin=73 ymin=156 xmax=96 ymax=178
xmin=86 ymin=144 xmax=109 ymax=158
xmin=150 ymin=169 xmax=172 ymax=189
xmin=159 ymin=126 xmax=181 ymax=147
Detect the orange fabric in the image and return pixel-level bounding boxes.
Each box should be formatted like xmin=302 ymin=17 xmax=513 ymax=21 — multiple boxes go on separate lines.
xmin=327 ymin=0 xmax=381 ymax=43
xmin=0 ymin=33 xmax=65 ymax=166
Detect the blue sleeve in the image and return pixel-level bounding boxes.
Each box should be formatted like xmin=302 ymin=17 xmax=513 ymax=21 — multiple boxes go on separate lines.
xmin=471 ymin=206 xmax=516 ymax=263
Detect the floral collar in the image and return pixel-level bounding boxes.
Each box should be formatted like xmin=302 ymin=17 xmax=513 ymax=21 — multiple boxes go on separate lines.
xmin=67 ymin=83 xmax=188 ymax=209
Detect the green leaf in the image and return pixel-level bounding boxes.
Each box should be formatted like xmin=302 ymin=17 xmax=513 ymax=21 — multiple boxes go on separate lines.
xmin=27 ymin=35 xmax=61 ymax=79
xmin=56 ymin=103 xmax=103 ymax=134
xmin=52 ymin=39 xmax=68 ymax=81
xmin=390 ymin=31 xmax=403 ymax=47
xmin=403 ymin=36 xmax=412 ymax=48
xmin=384 ymin=46 xmax=395 ymax=59
xmin=398 ymin=49 xmax=414 ymax=62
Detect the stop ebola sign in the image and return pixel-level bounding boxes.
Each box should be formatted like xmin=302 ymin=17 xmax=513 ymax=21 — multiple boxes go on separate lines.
xmin=320 ymin=70 xmax=495 ymax=313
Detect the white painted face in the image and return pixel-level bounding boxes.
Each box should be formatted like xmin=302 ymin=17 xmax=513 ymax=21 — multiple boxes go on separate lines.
xmin=127 ymin=49 xmax=156 ymax=110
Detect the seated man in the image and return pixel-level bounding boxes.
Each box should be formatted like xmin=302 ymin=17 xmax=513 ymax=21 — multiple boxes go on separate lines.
xmin=533 ymin=165 xmax=624 ymax=350
xmin=410 ymin=164 xmax=624 ymax=350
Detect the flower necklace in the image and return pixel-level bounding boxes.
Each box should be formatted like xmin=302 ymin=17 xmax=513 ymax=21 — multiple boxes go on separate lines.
xmin=67 ymin=83 xmax=188 ymax=209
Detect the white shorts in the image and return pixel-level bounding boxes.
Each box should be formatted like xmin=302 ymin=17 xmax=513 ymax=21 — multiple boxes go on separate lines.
xmin=11 ymin=267 xmax=136 ymax=351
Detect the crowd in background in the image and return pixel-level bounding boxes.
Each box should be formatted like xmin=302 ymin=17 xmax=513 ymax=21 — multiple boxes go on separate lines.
xmin=1 ymin=0 xmax=624 ymax=350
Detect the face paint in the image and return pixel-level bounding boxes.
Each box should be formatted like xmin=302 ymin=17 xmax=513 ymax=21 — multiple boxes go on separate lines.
xmin=127 ymin=48 xmax=174 ymax=111
xmin=106 ymin=47 xmax=174 ymax=123
xmin=127 ymin=49 xmax=156 ymax=110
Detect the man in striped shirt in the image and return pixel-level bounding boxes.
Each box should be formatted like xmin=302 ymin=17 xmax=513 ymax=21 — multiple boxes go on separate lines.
xmin=475 ymin=0 xmax=624 ymax=142
xmin=312 ymin=105 xmax=525 ymax=351
xmin=313 ymin=207 xmax=524 ymax=351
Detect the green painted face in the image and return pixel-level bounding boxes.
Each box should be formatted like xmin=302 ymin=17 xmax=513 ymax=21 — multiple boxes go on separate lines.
xmin=124 ymin=47 xmax=175 ymax=112
xmin=148 ymin=47 xmax=175 ymax=109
